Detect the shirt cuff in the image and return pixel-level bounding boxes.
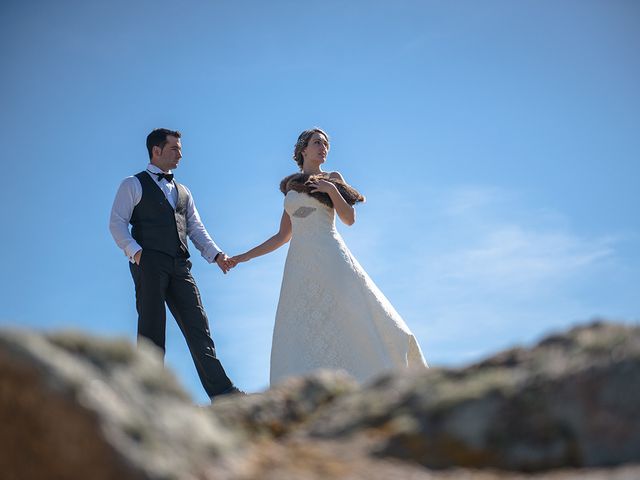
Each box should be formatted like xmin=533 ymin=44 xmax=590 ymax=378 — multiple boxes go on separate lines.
xmin=125 ymin=242 xmax=142 ymax=263
xmin=204 ymin=246 xmax=223 ymax=264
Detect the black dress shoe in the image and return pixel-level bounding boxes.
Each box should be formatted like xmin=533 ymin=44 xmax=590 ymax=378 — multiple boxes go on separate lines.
xmin=211 ymin=385 xmax=246 ymax=403
xmin=222 ymin=386 xmax=246 ymax=396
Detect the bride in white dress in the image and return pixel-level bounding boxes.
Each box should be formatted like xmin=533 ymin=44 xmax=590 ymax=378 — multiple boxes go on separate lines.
xmin=230 ymin=128 xmax=427 ymax=385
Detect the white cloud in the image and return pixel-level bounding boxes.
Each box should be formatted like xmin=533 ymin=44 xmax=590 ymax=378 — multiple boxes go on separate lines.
xmin=436 ymin=224 xmax=615 ymax=290
xmin=446 ymin=187 xmax=611 ymax=282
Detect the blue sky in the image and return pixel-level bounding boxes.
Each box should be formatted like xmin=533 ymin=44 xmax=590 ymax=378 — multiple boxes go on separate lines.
xmin=1 ymin=0 xmax=638 ymax=403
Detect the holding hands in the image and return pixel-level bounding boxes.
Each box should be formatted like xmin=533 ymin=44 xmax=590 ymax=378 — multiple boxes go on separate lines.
xmin=215 ymin=252 xmax=250 ymax=273
xmin=215 ymin=253 xmax=235 ymax=274
xmin=228 ymin=253 xmax=250 ymax=268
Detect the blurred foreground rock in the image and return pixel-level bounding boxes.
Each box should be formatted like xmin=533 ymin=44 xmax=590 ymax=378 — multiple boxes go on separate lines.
xmin=0 ymin=321 xmax=639 ymax=479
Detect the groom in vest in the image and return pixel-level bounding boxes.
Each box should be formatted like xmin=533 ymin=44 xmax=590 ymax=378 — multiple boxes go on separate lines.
xmin=109 ymin=128 xmax=242 ymax=400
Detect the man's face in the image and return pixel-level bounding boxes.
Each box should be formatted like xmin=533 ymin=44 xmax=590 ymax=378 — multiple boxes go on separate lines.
xmin=153 ymin=135 xmax=182 ymax=171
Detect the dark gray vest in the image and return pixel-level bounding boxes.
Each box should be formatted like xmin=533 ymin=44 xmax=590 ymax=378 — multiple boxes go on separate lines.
xmin=130 ymin=171 xmax=189 ymax=258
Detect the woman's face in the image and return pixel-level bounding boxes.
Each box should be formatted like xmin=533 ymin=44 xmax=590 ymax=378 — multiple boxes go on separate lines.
xmin=302 ymin=132 xmax=329 ymax=166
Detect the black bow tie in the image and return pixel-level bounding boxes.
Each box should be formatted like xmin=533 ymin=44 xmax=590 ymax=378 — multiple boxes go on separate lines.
xmin=150 ymin=171 xmax=174 ymax=182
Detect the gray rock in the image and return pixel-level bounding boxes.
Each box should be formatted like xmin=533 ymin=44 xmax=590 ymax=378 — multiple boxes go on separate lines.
xmin=0 ymin=329 xmax=243 ymax=480
xmin=306 ymin=321 xmax=640 ymax=471
xmin=211 ymin=370 xmax=358 ymax=438
xmin=1 ymin=321 xmax=639 ymax=479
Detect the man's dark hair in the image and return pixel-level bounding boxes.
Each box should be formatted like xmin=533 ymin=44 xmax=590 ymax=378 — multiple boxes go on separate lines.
xmin=146 ymin=128 xmax=181 ymax=159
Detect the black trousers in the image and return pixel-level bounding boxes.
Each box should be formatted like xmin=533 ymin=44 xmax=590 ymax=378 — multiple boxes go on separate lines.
xmin=129 ymin=249 xmax=233 ymax=397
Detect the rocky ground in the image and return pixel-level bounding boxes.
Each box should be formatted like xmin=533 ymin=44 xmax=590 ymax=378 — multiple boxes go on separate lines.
xmin=0 ymin=320 xmax=638 ymax=480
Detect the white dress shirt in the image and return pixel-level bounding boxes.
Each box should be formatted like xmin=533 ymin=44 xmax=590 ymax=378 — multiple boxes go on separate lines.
xmin=109 ymin=163 xmax=222 ymax=263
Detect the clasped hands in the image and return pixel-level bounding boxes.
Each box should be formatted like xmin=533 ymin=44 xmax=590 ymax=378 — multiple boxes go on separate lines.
xmin=215 ymin=252 xmax=249 ymax=274
xmin=132 ymin=250 xmax=245 ymax=275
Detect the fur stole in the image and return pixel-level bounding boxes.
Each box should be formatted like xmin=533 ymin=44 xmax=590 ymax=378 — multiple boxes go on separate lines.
xmin=280 ymin=173 xmax=365 ymax=208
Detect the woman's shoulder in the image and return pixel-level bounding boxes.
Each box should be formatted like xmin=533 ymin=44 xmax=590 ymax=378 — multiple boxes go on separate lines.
xmin=328 ymin=171 xmax=345 ymax=182
xmin=329 ymin=172 xmax=366 ymax=205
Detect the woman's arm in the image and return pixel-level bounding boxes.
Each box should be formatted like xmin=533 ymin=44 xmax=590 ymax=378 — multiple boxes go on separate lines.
xmin=309 ymin=172 xmax=356 ymax=226
xmin=230 ymin=210 xmax=292 ymax=264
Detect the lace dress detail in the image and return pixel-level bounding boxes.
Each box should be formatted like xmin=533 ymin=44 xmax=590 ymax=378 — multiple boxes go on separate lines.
xmin=270 ymin=190 xmax=427 ymax=385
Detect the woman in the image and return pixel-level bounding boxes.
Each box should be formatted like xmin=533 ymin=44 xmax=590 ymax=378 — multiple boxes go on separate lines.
xmin=230 ymin=128 xmax=427 ymax=385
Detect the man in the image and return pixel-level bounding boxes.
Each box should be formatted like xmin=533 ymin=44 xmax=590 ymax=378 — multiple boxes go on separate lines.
xmin=109 ymin=128 xmax=242 ymax=400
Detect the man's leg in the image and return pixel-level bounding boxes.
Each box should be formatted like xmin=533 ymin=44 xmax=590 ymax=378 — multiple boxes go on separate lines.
xmin=166 ymin=257 xmax=234 ymax=397
xmin=129 ymin=250 xmax=171 ymax=352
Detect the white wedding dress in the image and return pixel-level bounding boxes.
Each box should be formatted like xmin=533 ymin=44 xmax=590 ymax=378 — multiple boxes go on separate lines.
xmin=270 ymin=189 xmax=428 ymax=386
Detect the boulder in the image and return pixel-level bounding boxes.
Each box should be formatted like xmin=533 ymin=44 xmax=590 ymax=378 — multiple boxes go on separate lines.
xmin=0 ymin=330 xmax=242 ymax=480
xmin=1 ymin=321 xmax=639 ymax=479
xmin=306 ymin=321 xmax=640 ymax=471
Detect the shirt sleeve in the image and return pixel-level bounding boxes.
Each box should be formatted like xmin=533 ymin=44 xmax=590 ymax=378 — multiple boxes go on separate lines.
xmin=109 ymin=176 xmax=143 ymax=263
xmin=184 ymin=186 xmax=223 ymax=263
